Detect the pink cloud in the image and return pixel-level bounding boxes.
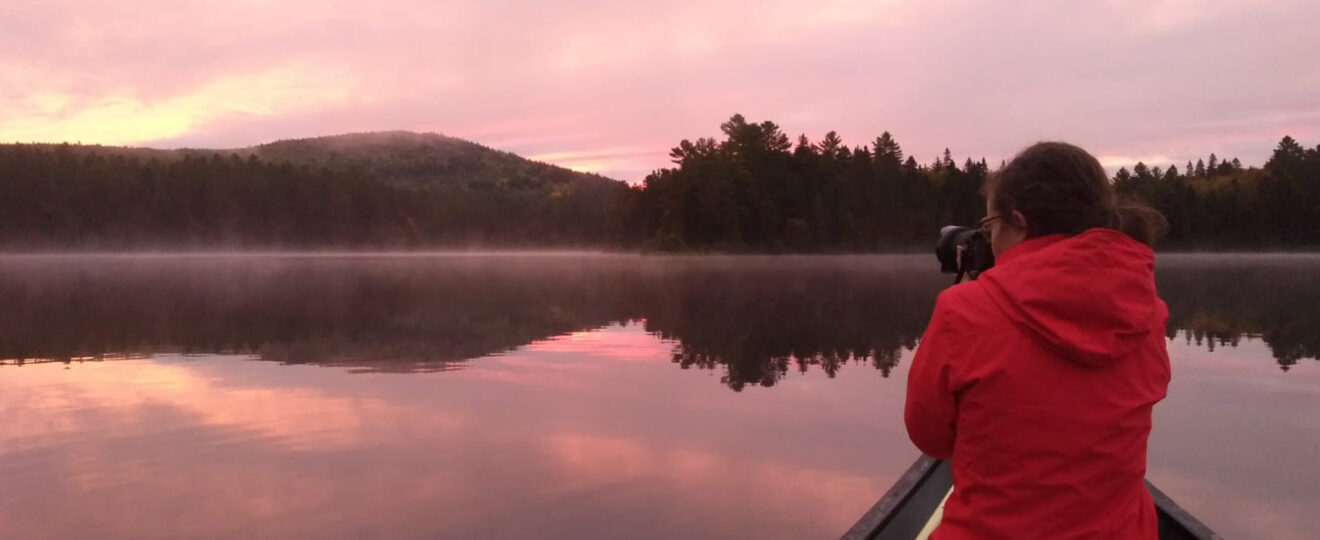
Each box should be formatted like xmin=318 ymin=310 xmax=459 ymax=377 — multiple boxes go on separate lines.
xmin=520 ymin=322 xmax=677 ymax=362
xmin=3 ymin=0 xmax=1318 ymax=181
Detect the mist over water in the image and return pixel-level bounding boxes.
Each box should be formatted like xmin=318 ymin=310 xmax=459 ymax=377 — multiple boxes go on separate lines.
xmin=0 ymin=253 xmax=945 ymax=385
xmin=3 ymin=252 xmax=1316 ymax=375
xmin=0 ymin=253 xmax=1316 ymax=539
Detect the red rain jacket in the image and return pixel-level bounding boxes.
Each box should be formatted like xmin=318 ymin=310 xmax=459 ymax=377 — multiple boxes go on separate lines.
xmin=905 ymin=229 xmax=1170 ymax=540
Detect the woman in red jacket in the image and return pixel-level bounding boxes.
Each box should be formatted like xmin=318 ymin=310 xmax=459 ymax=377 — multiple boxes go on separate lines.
xmin=905 ymin=141 xmax=1170 ymax=539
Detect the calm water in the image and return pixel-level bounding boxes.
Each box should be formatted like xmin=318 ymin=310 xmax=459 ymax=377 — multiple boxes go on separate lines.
xmin=0 ymin=254 xmax=1316 ymax=539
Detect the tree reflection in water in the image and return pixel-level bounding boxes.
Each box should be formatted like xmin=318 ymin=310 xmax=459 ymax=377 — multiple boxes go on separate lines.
xmin=1157 ymin=254 xmax=1320 ymax=371
xmin=0 ymin=253 xmax=1316 ymax=388
xmin=638 ymin=260 xmax=939 ymax=390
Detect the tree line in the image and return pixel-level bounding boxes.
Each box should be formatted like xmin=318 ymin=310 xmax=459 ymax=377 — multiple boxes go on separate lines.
xmin=1112 ymin=136 xmax=1320 ymax=248
xmin=618 ymin=115 xmax=1320 ymax=251
xmin=1 ymin=118 xmax=1317 ymax=250
xmin=617 ymin=115 xmax=984 ymax=251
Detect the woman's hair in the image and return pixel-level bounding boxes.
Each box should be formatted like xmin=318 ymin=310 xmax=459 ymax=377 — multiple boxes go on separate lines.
xmin=984 ymin=141 xmax=1167 ymax=246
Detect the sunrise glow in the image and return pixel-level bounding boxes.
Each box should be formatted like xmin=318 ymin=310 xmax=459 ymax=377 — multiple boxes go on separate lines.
xmin=4 ymin=1 xmax=1316 ymax=181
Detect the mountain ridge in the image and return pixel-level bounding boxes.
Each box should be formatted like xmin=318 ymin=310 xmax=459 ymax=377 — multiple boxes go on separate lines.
xmin=0 ymin=131 xmax=632 ymax=248
xmin=6 ymin=131 xmax=624 ymax=190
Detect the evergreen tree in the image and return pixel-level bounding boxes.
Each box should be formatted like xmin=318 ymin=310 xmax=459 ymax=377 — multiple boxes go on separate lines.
xmin=1133 ymin=162 xmax=1152 ymax=180
xmin=872 ymin=131 xmax=904 ymax=168
xmin=818 ymin=131 xmax=844 ymax=159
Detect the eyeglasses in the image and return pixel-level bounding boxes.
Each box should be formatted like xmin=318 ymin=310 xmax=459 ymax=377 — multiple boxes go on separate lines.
xmin=978 ymin=214 xmax=1002 ymax=235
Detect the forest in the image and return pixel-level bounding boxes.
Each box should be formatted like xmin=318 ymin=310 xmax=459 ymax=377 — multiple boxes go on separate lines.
xmin=1 ymin=119 xmax=1317 ymax=250
xmin=0 ymin=132 xmax=627 ymax=248
xmin=620 ymin=115 xmax=1320 ymax=250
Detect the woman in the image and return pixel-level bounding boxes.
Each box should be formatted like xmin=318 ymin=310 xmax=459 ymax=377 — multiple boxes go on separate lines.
xmin=905 ymin=142 xmax=1171 ymax=539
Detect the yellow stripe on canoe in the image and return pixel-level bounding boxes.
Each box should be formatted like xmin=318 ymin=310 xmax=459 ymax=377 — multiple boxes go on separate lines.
xmin=916 ymin=487 xmax=953 ymax=540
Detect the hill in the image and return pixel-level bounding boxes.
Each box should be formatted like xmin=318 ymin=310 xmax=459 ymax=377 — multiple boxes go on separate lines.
xmin=243 ymin=131 xmax=618 ymax=192
xmin=18 ymin=130 xmax=621 ymax=191
xmin=0 ymin=132 xmax=633 ymax=249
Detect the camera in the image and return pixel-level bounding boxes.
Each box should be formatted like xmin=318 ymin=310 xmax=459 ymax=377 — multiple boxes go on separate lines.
xmin=936 ymin=225 xmax=995 ymax=283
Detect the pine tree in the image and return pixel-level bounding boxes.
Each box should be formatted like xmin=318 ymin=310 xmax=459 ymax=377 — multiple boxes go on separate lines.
xmin=818 ymin=131 xmax=844 ymax=159
xmin=1115 ymin=167 xmax=1132 ymax=182
xmin=1133 ymin=162 xmax=1151 ymax=180
xmin=871 ymin=132 xmax=903 ymax=168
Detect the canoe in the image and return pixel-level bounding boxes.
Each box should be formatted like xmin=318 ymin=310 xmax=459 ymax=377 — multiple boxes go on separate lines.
xmin=840 ymin=456 xmax=1223 ymax=540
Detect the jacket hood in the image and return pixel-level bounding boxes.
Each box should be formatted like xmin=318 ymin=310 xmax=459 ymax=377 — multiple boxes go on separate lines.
xmin=978 ymin=228 xmax=1167 ymax=368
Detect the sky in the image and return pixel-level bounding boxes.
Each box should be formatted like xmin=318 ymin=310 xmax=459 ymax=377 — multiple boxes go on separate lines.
xmin=3 ymin=0 xmax=1318 ymax=183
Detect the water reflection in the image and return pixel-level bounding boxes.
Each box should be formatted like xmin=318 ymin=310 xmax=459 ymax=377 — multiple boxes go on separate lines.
xmin=1 ymin=254 xmax=1318 ymax=539
xmin=1 ymin=254 xmax=1317 ymax=387
xmin=1 ymin=322 xmax=1314 ymax=539
xmin=1157 ymin=254 xmax=1320 ymax=370
xmin=0 ymin=325 xmax=910 ymax=539
xmin=0 ymin=255 xmax=946 ymax=389
xmin=637 ymin=259 xmax=940 ymax=390
xmin=0 ymin=255 xmax=634 ymax=373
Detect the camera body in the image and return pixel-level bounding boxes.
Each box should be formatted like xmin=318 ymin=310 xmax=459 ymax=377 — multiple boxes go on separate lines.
xmin=936 ymin=225 xmax=995 ymax=283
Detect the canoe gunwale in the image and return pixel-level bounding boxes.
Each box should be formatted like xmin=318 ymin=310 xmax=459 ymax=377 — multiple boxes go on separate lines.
xmin=840 ymin=455 xmax=951 ymax=540
xmin=842 ymin=455 xmax=1223 ymax=540
xmin=1146 ymin=480 xmax=1225 ymax=540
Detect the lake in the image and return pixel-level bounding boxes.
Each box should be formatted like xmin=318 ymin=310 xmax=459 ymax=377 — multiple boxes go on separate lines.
xmin=0 ymin=253 xmax=1316 ymax=539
